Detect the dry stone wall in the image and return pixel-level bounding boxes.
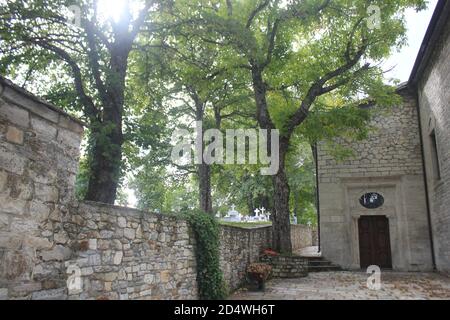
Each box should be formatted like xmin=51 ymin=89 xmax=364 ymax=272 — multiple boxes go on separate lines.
xmin=64 ymin=202 xmax=198 ymax=300
xmin=219 ymin=226 xmax=272 ymax=291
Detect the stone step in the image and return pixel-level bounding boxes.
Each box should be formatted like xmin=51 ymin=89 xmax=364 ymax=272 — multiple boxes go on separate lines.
xmin=308 ymin=260 xmax=334 ymax=266
xmin=308 ymin=265 xmax=342 ymax=272
xmin=303 ymin=256 xmax=342 ymax=272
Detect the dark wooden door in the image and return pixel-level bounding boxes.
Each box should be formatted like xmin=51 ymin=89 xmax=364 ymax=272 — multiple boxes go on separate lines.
xmin=358 ymin=216 xmax=392 ymax=269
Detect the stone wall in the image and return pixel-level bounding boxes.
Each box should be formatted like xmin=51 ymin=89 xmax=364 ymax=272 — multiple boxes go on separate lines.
xmin=0 ymin=77 xmax=84 ymax=299
xmin=219 ymin=226 xmax=272 ymax=291
xmin=417 ymin=11 xmax=450 ymax=273
xmin=64 ymin=202 xmax=197 ymax=300
xmin=317 ymin=89 xmax=434 ymax=271
xmin=0 ymin=76 xmax=315 ymax=300
xmin=290 ymin=225 xmax=314 ymax=252
xmin=260 ymin=255 xmax=308 ymax=278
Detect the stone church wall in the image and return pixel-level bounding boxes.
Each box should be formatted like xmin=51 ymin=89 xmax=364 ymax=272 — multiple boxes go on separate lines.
xmin=417 ymin=14 xmax=450 ymax=274
xmin=317 ymin=89 xmax=434 ymax=271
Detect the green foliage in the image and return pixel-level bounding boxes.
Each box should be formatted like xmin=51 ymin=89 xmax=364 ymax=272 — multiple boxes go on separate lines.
xmin=185 ymin=210 xmax=227 ymax=300
xmin=75 ymin=156 xmax=90 ymax=201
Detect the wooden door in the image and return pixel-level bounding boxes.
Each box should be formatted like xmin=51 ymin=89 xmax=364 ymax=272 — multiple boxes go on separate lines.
xmin=358 ymin=216 xmax=392 ymax=269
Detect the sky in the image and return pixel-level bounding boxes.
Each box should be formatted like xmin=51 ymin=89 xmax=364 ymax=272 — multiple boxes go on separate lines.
xmin=383 ymin=0 xmax=439 ymax=82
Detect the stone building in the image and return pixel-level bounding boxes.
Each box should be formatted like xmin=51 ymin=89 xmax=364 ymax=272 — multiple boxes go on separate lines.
xmin=317 ymin=0 xmax=450 ymax=273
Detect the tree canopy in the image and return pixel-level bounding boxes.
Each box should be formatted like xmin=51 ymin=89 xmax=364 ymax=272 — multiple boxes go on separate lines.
xmin=0 ymin=0 xmax=427 ymax=253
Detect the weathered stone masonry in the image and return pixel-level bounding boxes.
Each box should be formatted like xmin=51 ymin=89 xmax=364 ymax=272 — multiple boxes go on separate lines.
xmin=317 ymin=88 xmax=434 ymax=271
xmin=0 ymin=76 xmax=84 ymax=299
xmin=415 ymin=3 xmax=450 ymax=274
xmin=0 ymin=77 xmax=313 ymax=299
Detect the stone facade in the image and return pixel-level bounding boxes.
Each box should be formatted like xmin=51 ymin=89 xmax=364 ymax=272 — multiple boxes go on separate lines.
xmin=317 ymin=88 xmax=434 ymax=271
xmin=416 ymin=4 xmax=450 ymax=274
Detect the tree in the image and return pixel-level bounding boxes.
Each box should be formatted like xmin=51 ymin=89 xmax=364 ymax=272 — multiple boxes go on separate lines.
xmin=131 ymin=15 xmax=254 ymax=214
xmin=0 ymin=0 xmax=162 ymax=204
xmin=169 ymin=0 xmax=425 ymax=253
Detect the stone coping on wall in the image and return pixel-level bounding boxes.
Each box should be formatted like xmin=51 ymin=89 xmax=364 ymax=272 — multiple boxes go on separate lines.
xmin=0 ymin=75 xmax=86 ymax=130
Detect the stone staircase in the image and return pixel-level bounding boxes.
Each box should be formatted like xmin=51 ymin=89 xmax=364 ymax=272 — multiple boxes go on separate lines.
xmin=303 ymin=256 xmax=342 ymax=272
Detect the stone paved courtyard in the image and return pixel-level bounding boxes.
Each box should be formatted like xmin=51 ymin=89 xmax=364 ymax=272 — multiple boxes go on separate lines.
xmin=230 ymin=272 xmax=450 ymax=300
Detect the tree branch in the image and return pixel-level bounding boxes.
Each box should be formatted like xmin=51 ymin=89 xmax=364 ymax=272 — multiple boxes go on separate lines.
xmin=246 ymin=0 xmax=270 ymax=29
xmin=31 ymin=39 xmax=99 ymax=121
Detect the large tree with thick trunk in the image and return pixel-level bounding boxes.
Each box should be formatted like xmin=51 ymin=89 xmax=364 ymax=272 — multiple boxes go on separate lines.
xmin=171 ymin=0 xmax=426 ymax=253
xmin=0 ymin=0 xmax=162 ymax=204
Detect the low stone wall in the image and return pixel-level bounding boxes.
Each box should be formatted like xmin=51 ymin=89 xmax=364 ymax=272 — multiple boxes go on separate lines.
xmin=219 ymin=226 xmax=272 ymax=291
xmin=64 ymin=202 xmax=198 ymax=300
xmin=260 ymin=255 xmax=308 ymax=278
xmin=290 ymin=225 xmax=314 ymax=251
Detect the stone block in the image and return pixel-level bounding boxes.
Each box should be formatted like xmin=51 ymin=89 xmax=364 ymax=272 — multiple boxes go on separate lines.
xmin=118 ymin=216 xmax=127 ymax=228
xmin=160 ymin=271 xmax=170 ymax=283
xmin=0 ymin=251 xmax=32 ymax=280
xmin=6 ymin=126 xmax=24 ymax=145
xmin=29 ymin=201 xmax=51 ymax=223
xmin=113 ymin=251 xmax=123 ymax=265
xmin=31 ymin=116 xmax=57 ymax=141
xmin=88 ymin=239 xmax=97 ymax=250
xmin=31 ymin=288 xmax=66 ymax=300
xmin=0 ymin=232 xmax=22 ymax=249
xmin=2 ymin=87 xmax=59 ymax=123
xmin=0 ymin=101 xmax=29 ymax=128
xmin=58 ymin=115 xmax=84 ymax=134
xmin=23 ymin=236 xmax=53 ymax=250
xmin=57 ymin=128 xmax=81 ymax=149
xmin=0 ymin=145 xmax=27 ymax=175
xmin=124 ymin=228 xmax=135 ymax=240
xmin=40 ymin=245 xmax=72 ymax=262
xmin=10 ymin=217 xmax=39 ymax=233
xmin=34 ymin=183 xmax=59 ymax=203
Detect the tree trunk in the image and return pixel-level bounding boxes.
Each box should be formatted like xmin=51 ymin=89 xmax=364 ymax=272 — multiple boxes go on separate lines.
xmin=271 ymin=145 xmax=292 ymax=254
xmin=85 ymin=118 xmax=123 ymax=204
xmin=251 ymin=66 xmax=292 ymax=254
xmin=85 ymin=48 xmax=128 ymax=204
xmin=198 ymin=163 xmax=213 ymax=214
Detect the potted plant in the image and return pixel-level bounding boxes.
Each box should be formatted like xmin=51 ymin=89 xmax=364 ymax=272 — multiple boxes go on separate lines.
xmin=246 ymin=263 xmax=272 ymax=292
xmin=262 ymin=248 xmax=279 ymax=257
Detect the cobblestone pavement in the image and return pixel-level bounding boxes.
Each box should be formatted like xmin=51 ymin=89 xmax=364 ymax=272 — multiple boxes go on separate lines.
xmin=230 ymin=272 xmax=450 ymax=300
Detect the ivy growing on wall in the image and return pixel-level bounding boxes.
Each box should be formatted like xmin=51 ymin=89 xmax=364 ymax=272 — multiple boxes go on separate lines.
xmin=185 ymin=210 xmax=227 ymax=300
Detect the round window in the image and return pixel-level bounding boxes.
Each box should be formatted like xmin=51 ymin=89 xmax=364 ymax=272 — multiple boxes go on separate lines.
xmin=359 ymin=192 xmax=384 ymax=209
